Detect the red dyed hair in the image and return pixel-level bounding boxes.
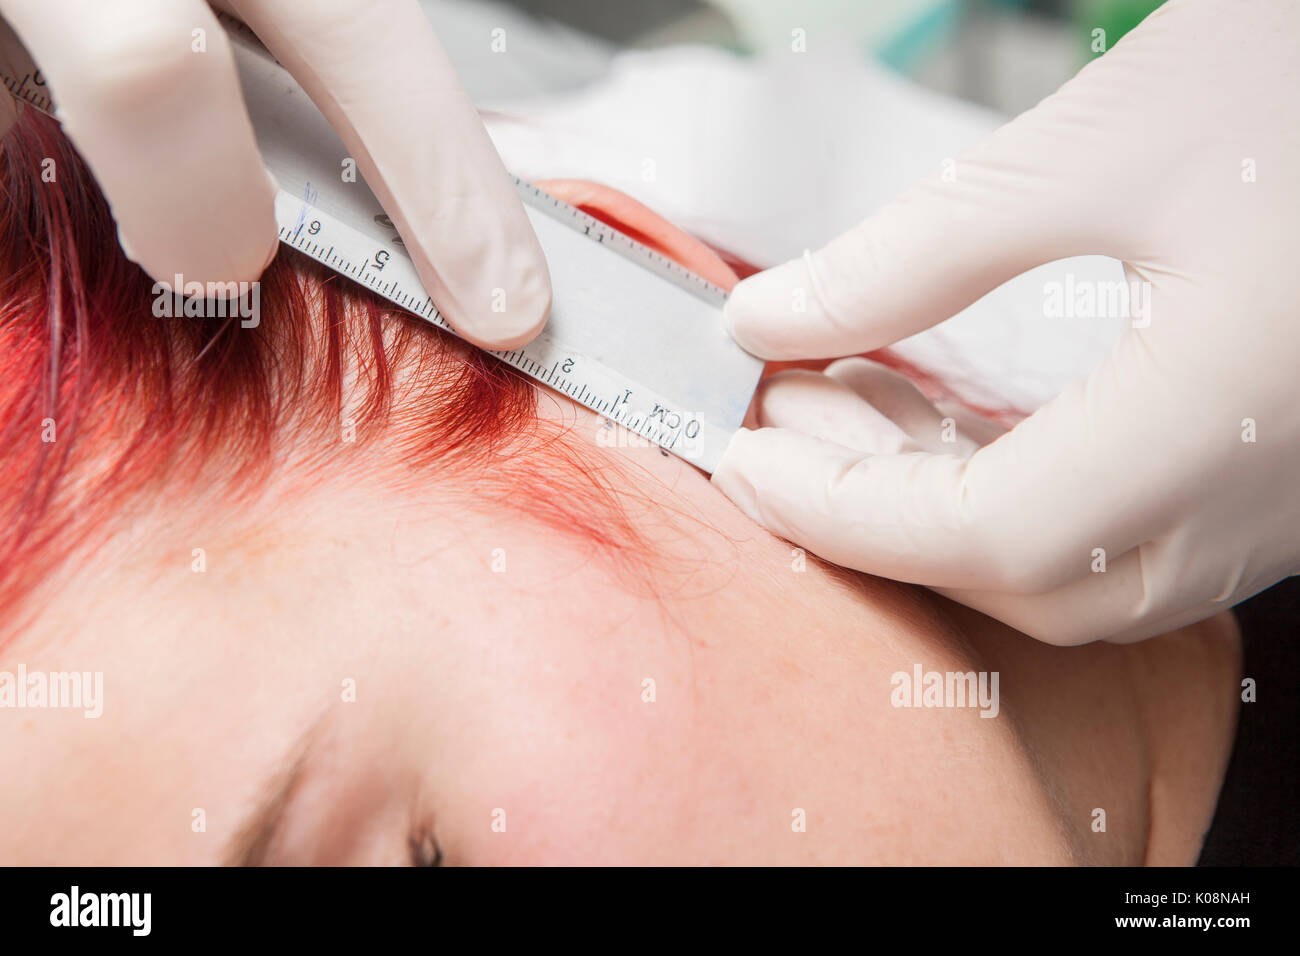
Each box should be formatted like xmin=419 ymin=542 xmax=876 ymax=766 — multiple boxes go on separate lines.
xmin=0 ymin=113 xmax=651 ymax=639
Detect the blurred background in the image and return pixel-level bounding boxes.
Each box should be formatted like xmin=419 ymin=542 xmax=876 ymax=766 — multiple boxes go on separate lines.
xmin=502 ymin=0 xmax=1165 ymax=113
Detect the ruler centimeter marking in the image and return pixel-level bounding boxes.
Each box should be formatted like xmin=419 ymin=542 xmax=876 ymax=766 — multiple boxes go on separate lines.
xmin=272 ymin=189 xmax=738 ymax=470
xmin=0 ymin=15 xmax=763 ymax=473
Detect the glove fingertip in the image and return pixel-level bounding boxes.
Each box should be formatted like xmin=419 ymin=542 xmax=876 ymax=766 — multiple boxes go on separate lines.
xmin=723 ymin=257 xmax=822 ymax=359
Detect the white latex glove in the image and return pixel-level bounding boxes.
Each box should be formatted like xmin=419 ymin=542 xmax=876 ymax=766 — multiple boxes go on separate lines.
xmin=713 ymin=0 xmax=1300 ymax=645
xmin=0 ymin=0 xmax=550 ymax=349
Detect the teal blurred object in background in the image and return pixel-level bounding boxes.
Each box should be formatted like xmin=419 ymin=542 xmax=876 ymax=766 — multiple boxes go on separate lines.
xmin=876 ymin=0 xmax=965 ymax=74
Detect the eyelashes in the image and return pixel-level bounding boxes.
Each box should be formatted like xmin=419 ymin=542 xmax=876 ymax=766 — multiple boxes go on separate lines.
xmin=407 ymin=825 xmax=444 ymax=867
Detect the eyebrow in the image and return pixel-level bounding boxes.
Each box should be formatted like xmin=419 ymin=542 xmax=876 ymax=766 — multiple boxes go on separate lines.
xmin=222 ymin=718 xmax=326 ymax=866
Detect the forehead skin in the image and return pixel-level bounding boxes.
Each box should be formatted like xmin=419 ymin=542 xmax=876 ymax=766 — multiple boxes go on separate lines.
xmin=0 ymin=392 xmax=1236 ymax=865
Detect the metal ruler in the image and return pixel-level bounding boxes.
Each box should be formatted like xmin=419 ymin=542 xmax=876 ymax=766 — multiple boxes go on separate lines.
xmin=0 ymin=14 xmax=762 ymax=473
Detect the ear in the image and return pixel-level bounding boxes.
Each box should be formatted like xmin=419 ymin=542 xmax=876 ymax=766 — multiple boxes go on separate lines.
xmin=534 ymin=179 xmax=740 ymax=290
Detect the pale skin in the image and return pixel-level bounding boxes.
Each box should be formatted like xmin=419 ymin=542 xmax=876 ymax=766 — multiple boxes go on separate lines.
xmin=0 ymin=383 xmax=1240 ymax=865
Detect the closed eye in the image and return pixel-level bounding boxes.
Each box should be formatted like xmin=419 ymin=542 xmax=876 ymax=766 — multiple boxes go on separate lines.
xmin=408 ymin=826 xmax=444 ymax=867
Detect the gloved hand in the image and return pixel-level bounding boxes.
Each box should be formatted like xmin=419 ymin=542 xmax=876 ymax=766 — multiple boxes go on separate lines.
xmin=712 ymin=0 xmax=1300 ymax=645
xmin=0 ymin=0 xmax=550 ymax=349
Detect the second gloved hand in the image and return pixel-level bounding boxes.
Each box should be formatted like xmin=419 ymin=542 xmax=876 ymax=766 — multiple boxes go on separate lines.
xmin=712 ymin=0 xmax=1300 ymax=644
